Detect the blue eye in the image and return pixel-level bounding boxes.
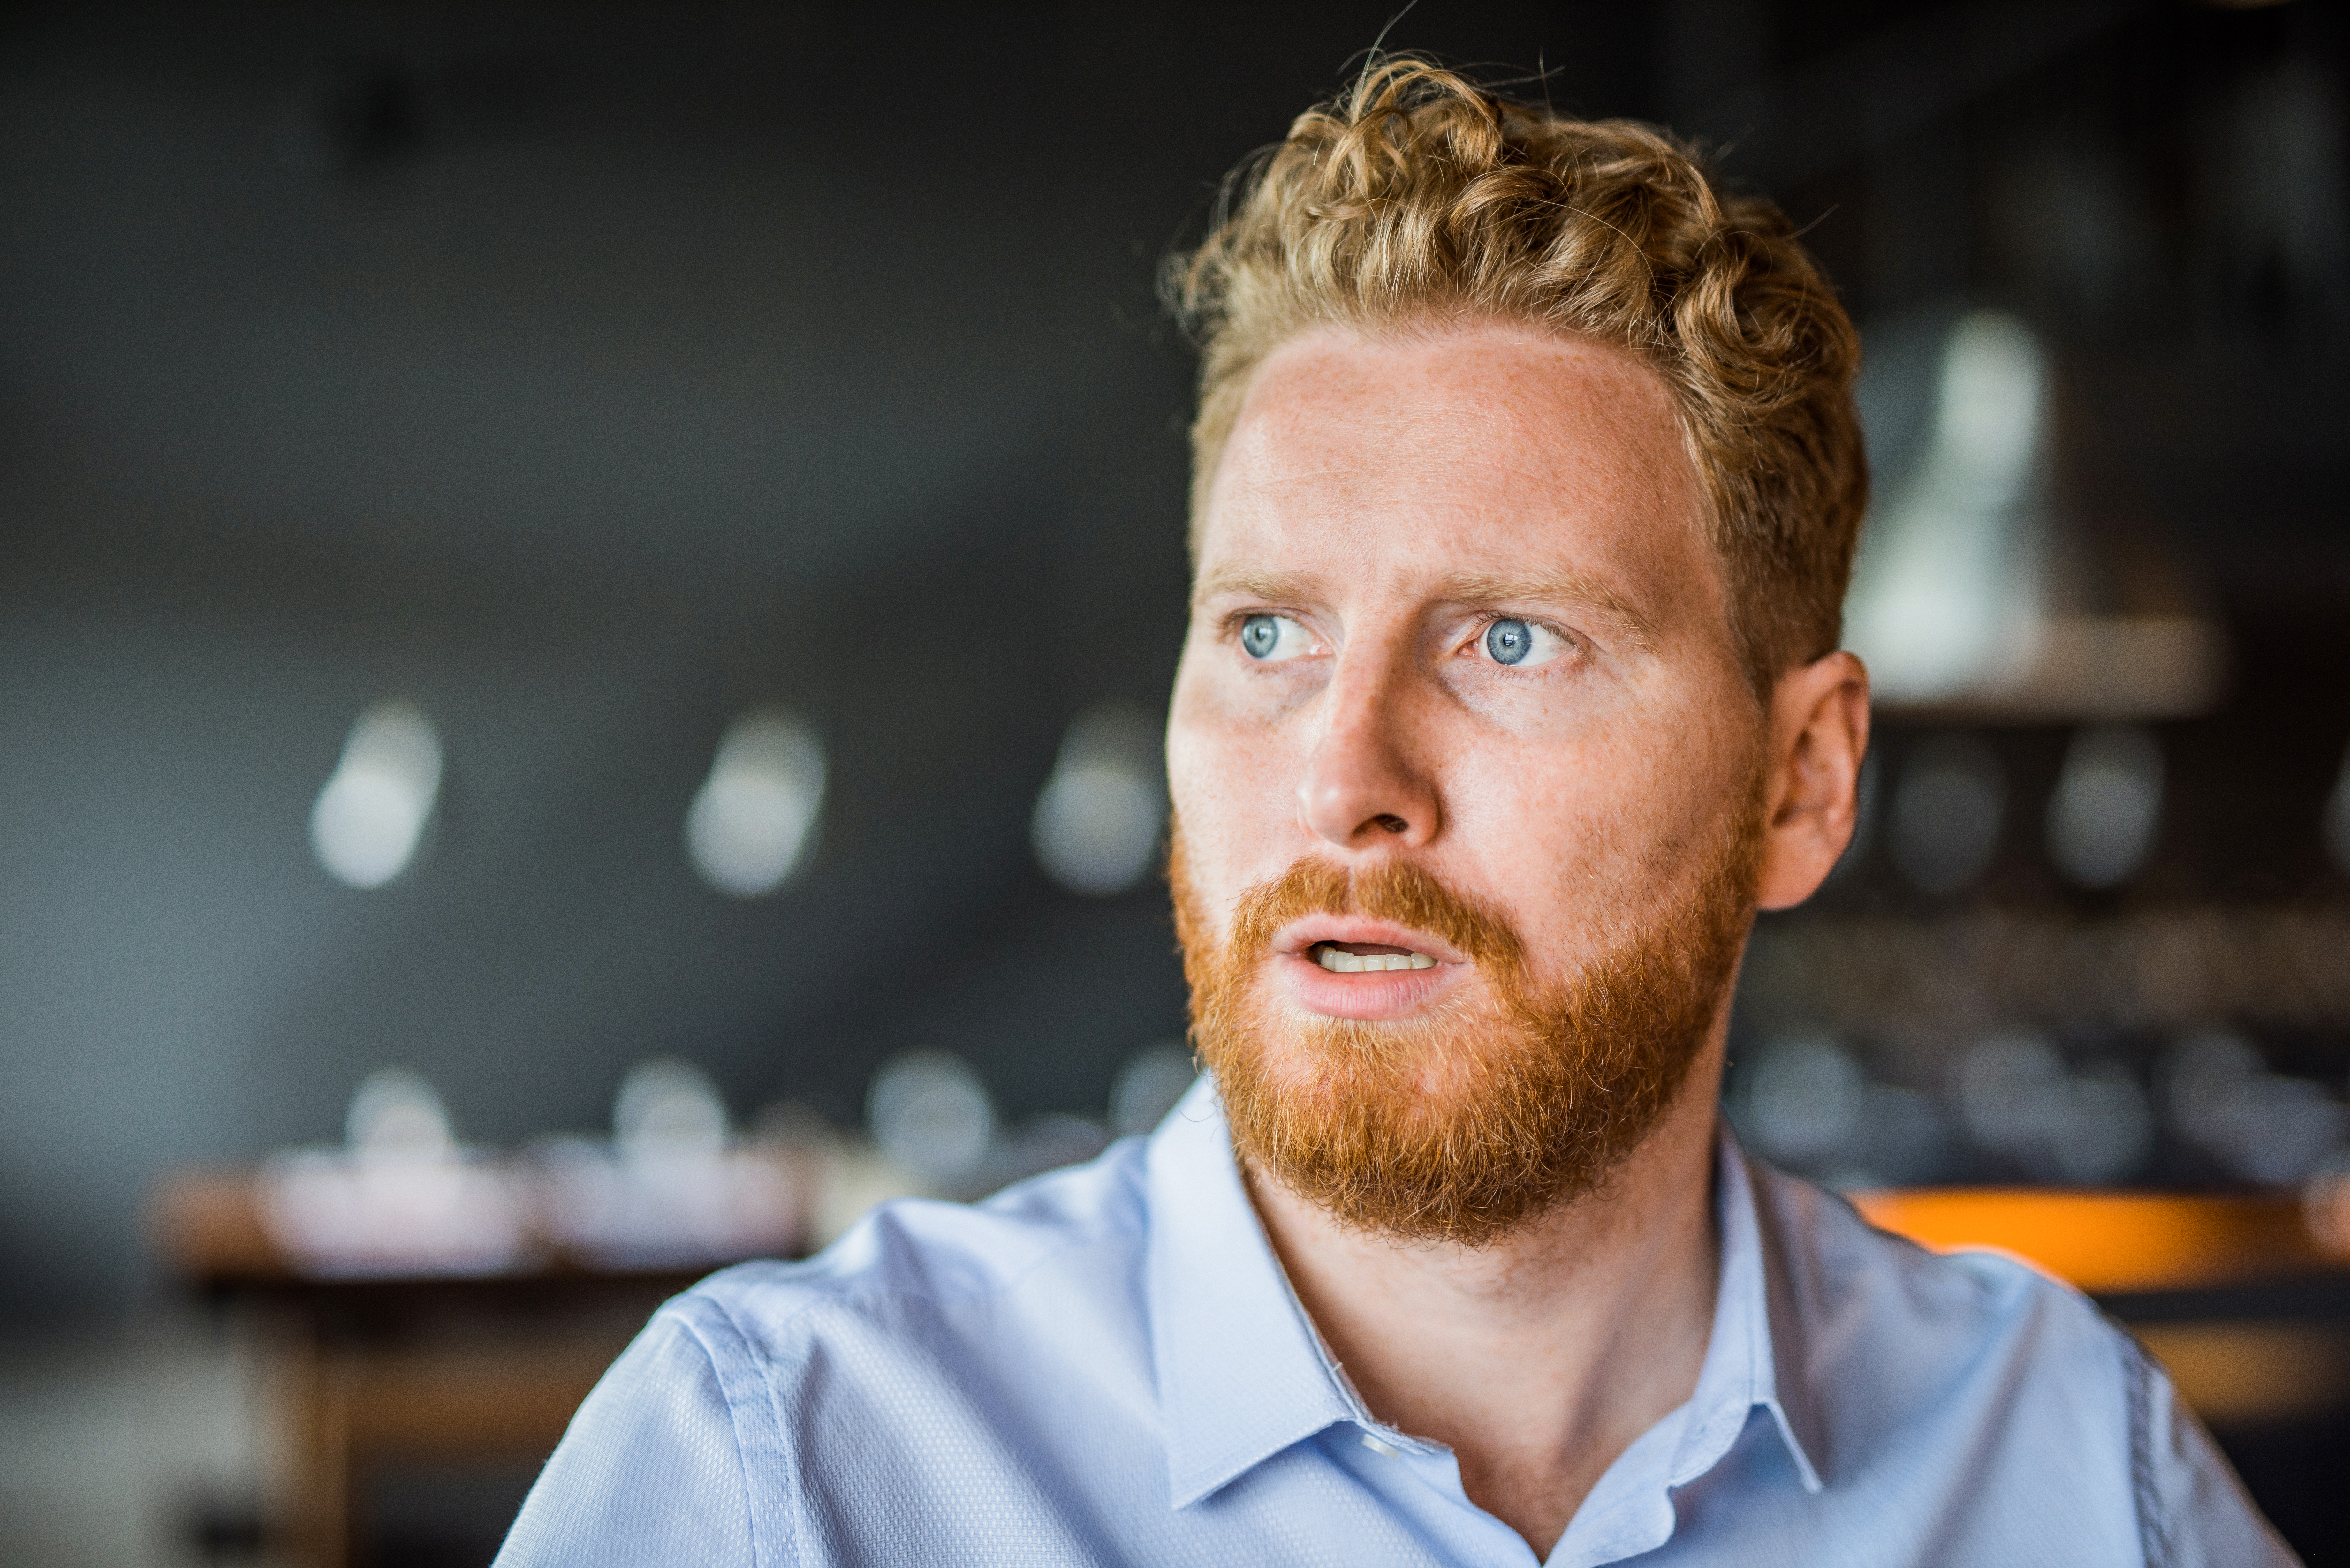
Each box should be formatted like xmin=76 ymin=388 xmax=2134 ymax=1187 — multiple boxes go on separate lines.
xmin=1485 ymin=619 xmax=1532 ymax=665
xmin=1239 ymin=614 xmax=1307 ymax=661
xmin=1479 ymin=618 xmax=1566 ymax=668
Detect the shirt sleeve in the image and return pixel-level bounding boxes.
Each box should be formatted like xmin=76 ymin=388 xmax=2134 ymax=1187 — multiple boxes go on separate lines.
xmin=494 ymin=1309 xmax=759 ymax=1568
xmin=2127 ymin=1341 xmax=2301 ymax=1568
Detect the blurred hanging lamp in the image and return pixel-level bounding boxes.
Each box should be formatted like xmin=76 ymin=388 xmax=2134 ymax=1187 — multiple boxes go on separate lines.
xmin=686 ymin=707 xmax=826 ymax=897
xmin=1844 ymin=309 xmax=2226 ymax=720
xmin=311 ymin=699 xmax=443 ymax=888
xmin=1032 ymin=702 xmax=1166 ymax=896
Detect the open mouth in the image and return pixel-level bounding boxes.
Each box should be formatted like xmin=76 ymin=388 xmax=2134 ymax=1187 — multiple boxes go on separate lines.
xmin=1277 ymin=924 xmax=1459 ymax=1021
xmin=1311 ymin=941 xmax=1439 ymax=974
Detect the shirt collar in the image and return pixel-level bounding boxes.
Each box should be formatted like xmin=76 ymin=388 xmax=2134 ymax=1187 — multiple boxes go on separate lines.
xmin=1146 ymin=1076 xmax=1360 ymax=1507
xmin=1672 ymin=1127 xmax=1825 ymax=1495
xmin=1145 ymin=1077 xmax=1827 ymax=1510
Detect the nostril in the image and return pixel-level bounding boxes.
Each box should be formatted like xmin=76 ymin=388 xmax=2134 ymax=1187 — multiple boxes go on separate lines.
xmin=1371 ymin=814 xmax=1408 ymax=835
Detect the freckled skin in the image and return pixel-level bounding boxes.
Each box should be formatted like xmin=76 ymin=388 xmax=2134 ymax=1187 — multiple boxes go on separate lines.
xmin=1165 ymin=321 xmax=1870 ymax=1556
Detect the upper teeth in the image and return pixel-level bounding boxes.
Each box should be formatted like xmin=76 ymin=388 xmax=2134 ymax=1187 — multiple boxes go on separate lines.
xmin=1316 ymin=947 xmax=1437 ymax=973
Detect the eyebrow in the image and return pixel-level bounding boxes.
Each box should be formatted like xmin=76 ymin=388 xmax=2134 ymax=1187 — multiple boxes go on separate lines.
xmin=1436 ymin=570 xmax=1660 ymax=651
xmin=1191 ymin=565 xmax=1320 ymax=607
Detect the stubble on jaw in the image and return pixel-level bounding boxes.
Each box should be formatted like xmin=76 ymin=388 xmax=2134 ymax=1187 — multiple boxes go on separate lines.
xmin=1169 ymin=779 xmax=1763 ymax=1249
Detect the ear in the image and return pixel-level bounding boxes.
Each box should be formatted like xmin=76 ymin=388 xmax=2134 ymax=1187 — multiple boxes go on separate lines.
xmin=1755 ymin=651 xmax=1870 ymax=912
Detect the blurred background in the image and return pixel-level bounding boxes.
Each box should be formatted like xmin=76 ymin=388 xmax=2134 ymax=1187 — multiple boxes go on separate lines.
xmin=0 ymin=1 xmax=2344 ymax=1564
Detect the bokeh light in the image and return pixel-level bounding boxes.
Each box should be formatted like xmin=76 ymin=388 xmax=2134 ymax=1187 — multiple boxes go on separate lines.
xmin=1032 ymin=702 xmax=1166 ymax=896
xmin=685 ymin=707 xmax=826 ymax=897
xmin=614 ymin=1056 xmax=729 ymax=1159
xmin=1740 ymin=1035 xmax=1866 ymax=1167
xmin=309 ymin=700 xmax=443 ymax=889
xmin=867 ymin=1050 xmax=995 ymax=1193
xmin=1890 ymin=734 xmax=2006 ymax=895
xmin=531 ymin=1056 xmax=798 ymax=1267
xmin=2046 ymin=724 xmax=2164 ymax=889
xmin=2164 ymin=1032 xmax=2348 ymax=1187
xmin=343 ymin=1065 xmax=454 ymax=1157
xmin=255 ymin=1066 xmax=527 ymax=1277
xmin=1110 ymin=1041 xmax=1197 ymax=1138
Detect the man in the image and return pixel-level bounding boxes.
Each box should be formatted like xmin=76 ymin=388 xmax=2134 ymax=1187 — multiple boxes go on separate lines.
xmin=497 ymin=61 xmax=2290 ymax=1566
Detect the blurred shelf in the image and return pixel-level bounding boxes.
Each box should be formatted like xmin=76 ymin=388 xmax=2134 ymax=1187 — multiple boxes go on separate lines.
xmin=150 ymin=1168 xmax=767 ymax=1323
xmin=151 ymin=1167 xmax=784 ymax=1568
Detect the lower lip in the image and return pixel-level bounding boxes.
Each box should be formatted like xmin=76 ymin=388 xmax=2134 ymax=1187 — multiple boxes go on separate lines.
xmin=1275 ymin=950 xmax=1460 ymax=1021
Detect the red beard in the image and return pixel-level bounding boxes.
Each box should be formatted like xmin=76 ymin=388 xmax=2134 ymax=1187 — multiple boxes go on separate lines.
xmin=1171 ymin=795 xmax=1759 ymax=1247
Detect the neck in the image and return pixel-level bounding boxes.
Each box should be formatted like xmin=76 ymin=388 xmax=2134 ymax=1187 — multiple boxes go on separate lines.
xmin=1244 ymin=1044 xmax=1726 ymax=1559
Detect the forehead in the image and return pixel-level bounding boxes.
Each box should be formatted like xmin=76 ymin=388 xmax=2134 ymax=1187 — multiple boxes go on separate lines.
xmin=1198 ymin=323 xmax=1716 ymax=611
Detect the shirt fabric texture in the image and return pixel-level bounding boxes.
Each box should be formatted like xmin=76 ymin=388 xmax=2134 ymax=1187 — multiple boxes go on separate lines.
xmin=495 ymin=1076 xmax=2293 ymax=1567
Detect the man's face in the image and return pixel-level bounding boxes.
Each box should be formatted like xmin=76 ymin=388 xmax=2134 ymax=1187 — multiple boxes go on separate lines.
xmin=1167 ymin=322 xmax=1770 ymax=1240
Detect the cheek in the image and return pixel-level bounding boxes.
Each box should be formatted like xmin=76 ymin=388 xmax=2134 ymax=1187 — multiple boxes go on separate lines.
xmin=1167 ymin=670 xmax=1299 ymax=885
xmin=1444 ymin=722 xmax=1728 ymax=935
xmin=1445 ymin=734 xmax=1624 ymax=886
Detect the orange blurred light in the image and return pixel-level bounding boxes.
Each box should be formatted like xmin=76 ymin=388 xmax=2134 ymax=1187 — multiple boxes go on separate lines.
xmin=1850 ymin=1188 xmax=2335 ymax=1294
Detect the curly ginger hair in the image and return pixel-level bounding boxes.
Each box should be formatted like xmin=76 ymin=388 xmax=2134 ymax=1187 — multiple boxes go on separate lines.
xmin=1170 ymin=58 xmax=1868 ymax=694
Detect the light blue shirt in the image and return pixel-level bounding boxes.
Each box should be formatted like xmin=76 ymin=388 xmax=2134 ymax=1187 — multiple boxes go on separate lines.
xmin=496 ymin=1078 xmax=2292 ymax=1566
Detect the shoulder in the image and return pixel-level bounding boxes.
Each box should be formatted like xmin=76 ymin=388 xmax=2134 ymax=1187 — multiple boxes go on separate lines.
xmin=1748 ymin=1155 xmax=2132 ymax=1392
xmin=496 ymin=1292 xmax=761 ymax=1565
xmin=668 ymin=1132 xmax=1157 ymax=1392
xmin=501 ymin=1139 xmax=1163 ymax=1567
xmin=1752 ymin=1159 xmax=2141 ymax=1541
xmin=1747 ymin=1157 xmax=2296 ymax=1565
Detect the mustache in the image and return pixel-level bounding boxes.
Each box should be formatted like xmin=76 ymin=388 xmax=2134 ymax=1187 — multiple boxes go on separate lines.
xmin=1224 ymin=855 xmax=1526 ymax=974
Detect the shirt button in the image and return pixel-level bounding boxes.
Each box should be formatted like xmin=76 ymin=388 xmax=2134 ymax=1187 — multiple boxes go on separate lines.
xmin=1360 ymin=1433 xmax=1401 ymax=1457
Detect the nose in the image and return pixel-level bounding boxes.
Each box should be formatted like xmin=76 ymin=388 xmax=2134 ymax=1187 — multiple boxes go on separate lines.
xmin=1296 ymin=652 xmax=1441 ymax=849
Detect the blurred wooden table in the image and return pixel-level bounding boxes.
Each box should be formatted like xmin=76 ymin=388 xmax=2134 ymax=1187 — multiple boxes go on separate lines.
xmin=153 ymin=1171 xmax=731 ymax=1568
